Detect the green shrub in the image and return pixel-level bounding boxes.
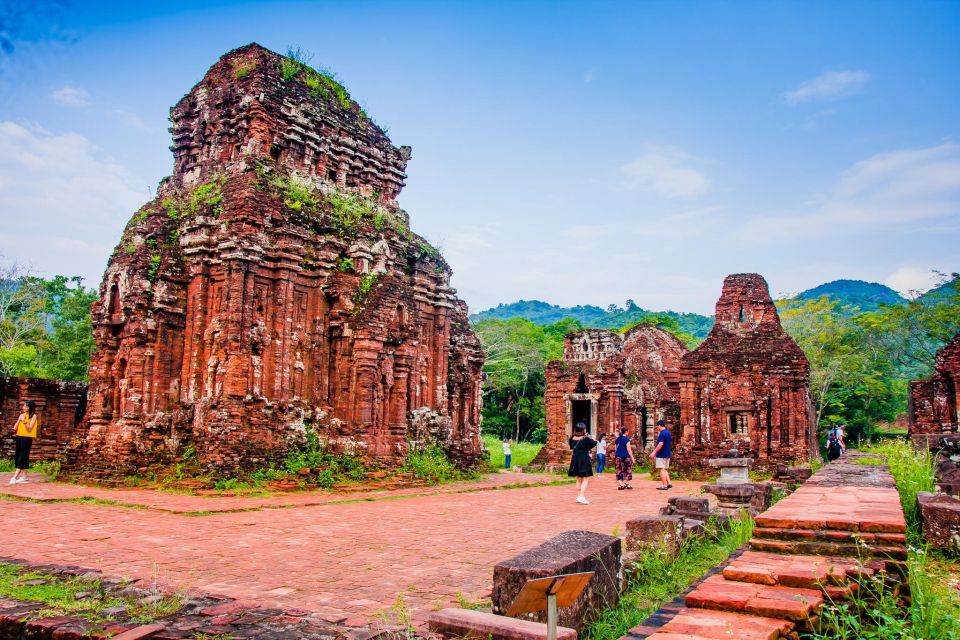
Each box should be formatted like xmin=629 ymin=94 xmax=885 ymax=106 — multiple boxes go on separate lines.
xmin=404 ymin=445 xmax=468 ymax=485
xmin=337 ymin=257 xmax=354 ymax=273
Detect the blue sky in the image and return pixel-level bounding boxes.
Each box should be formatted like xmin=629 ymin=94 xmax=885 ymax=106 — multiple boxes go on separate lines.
xmin=1 ymin=0 xmax=958 ymax=314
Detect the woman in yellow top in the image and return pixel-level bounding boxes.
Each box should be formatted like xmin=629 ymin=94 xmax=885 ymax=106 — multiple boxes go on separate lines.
xmin=11 ymin=400 xmax=38 ymax=484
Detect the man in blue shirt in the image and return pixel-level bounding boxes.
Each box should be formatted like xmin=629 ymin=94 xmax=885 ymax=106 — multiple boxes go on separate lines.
xmin=649 ymin=420 xmax=672 ymax=490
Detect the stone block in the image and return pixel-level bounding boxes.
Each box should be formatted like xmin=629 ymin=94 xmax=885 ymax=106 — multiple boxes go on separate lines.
xmin=625 ymin=515 xmax=685 ymax=554
xmin=492 ymin=531 xmax=620 ymax=632
xmin=428 ymin=609 xmax=576 ymax=640
xmin=918 ymin=492 xmax=960 ymax=550
xmin=749 ymin=483 xmax=774 ymax=512
xmin=668 ymin=496 xmax=710 ymax=514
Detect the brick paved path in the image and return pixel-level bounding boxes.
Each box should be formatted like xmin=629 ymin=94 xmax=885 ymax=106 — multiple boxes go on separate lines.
xmin=0 ymin=472 xmax=701 ymax=626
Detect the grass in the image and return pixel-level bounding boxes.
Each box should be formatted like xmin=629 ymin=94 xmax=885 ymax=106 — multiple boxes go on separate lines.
xmin=0 ymin=562 xmax=181 ymax=624
xmin=0 ymin=458 xmax=62 ymax=479
xmin=587 ymin=514 xmax=754 ymax=640
xmin=861 ymin=440 xmax=935 ymax=544
xmin=828 ymin=439 xmax=960 ymax=640
xmin=482 ymin=434 xmax=542 ymax=469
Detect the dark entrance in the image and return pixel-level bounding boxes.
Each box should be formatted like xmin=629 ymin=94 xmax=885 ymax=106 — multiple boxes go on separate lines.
xmin=640 ymin=407 xmax=649 ymax=448
xmin=571 ymin=400 xmax=591 ymax=433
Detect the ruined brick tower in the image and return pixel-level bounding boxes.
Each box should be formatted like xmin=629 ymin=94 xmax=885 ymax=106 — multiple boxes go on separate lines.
xmin=530 ymin=324 xmax=688 ymax=468
xmin=676 ymin=273 xmax=816 ymax=469
xmin=909 ymin=331 xmax=960 ymax=448
xmin=72 ymin=44 xmax=484 ymax=476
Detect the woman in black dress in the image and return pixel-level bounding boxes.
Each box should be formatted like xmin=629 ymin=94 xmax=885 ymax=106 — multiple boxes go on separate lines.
xmin=568 ymin=422 xmax=597 ymax=504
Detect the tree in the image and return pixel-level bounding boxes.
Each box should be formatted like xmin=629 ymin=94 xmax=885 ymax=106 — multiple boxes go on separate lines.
xmin=858 ymin=274 xmax=960 ymax=379
xmin=0 ymin=262 xmax=47 ymax=376
xmin=39 ymin=276 xmax=97 ymax=380
xmin=0 ymin=260 xmax=97 ymax=381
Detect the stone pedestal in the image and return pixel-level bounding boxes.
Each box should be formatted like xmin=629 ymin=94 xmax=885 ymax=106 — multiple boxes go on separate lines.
xmin=708 ymin=457 xmax=754 ymax=485
xmin=918 ymin=491 xmax=960 ymax=549
xmin=492 ymin=531 xmax=620 ymax=633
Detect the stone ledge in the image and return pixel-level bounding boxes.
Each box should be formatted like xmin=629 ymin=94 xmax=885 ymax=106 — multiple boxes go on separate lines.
xmin=428 ymin=608 xmax=577 ymax=640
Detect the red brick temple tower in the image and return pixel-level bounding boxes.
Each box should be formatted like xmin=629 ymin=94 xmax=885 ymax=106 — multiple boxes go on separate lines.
xmin=909 ymin=331 xmax=960 ymax=447
xmin=71 ymin=44 xmax=484 ymax=476
xmin=675 ymin=273 xmax=817 ymax=470
xmin=530 ymin=324 xmax=688 ymax=469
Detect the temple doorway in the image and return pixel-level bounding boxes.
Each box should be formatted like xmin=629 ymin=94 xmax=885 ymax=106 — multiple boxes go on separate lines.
xmin=571 ymin=399 xmax=592 ymax=434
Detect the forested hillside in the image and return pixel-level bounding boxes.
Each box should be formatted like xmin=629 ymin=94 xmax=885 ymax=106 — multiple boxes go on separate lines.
xmin=475 ymin=275 xmax=960 ymax=445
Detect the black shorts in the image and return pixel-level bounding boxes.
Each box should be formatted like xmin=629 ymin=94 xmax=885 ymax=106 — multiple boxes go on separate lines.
xmin=14 ymin=436 xmax=32 ymax=469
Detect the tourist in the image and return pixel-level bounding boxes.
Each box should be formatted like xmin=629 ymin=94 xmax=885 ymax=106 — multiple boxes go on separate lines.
xmin=831 ymin=422 xmax=846 ymax=453
xmin=596 ymin=433 xmax=607 ymax=474
xmin=568 ymin=422 xmax=597 ymax=504
xmin=827 ymin=431 xmax=843 ymax=461
xmin=649 ymin=420 xmax=672 ymax=490
xmin=502 ymin=438 xmax=512 ymax=469
xmin=614 ymin=427 xmax=635 ymax=490
xmin=10 ymin=400 xmax=39 ymax=484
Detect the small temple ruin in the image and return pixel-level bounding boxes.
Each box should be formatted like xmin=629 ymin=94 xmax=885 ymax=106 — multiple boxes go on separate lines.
xmin=909 ymin=331 xmax=960 ymax=447
xmin=675 ymin=273 xmax=817 ymax=469
xmin=69 ymin=44 xmax=484 ymax=476
xmin=530 ymin=324 xmax=688 ymax=467
xmin=0 ymin=377 xmax=87 ymax=462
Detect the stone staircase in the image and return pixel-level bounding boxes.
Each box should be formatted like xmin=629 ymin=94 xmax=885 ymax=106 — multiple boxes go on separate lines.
xmin=622 ymin=452 xmax=908 ymax=640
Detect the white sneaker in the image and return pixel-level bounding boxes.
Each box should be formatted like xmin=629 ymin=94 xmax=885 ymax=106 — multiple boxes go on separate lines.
xmin=576 ymin=495 xmax=589 ymax=505
xmin=8 ymin=477 xmax=15 ymax=485
xmin=15 ymin=477 xmax=28 ymax=484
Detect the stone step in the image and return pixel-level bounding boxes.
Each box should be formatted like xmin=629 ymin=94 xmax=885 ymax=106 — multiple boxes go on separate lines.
xmin=753 ymin=526 xmax=907 ymax=545
xmin=749 ymin=538 xmax=908 ymax=561
xmin=685 ymin=574 xmax=823 ymax=622
xmin=637 ymin=608 xmax=795 ymax=640
xmin=428 ymin=608 xmax=577 ymax=640
xmin=722 ymin=550 xmax=872 ymax=592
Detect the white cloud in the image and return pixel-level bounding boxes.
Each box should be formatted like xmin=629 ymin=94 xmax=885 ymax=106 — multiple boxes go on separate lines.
xmin=583 ymin=69 xmax=596 ymax=83
xmin=620 ymin=146 xmax=711 ymax=199
xmin=50 ymin=85 xmax=92 ymax=108
xmin=0 ymin=121 xmax=149 ymax=285
xmin=783 ymin=70 xmax=871 ymax=104
xmin=633 ymin=205 xmax=726 ymax=238
xmin=885 ymin=267 xmax=948 ymax=297
xmin=737 ymin=142 xmax=960 ymax=240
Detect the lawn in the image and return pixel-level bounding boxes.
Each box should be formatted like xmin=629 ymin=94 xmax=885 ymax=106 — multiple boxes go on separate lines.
xmin=482 ymin=435 xmax=542 ymax=469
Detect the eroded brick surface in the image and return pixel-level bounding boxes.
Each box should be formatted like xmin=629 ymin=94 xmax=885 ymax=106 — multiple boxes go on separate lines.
xmin=909 ymin=331 xmax=960 ymax=446
xmin=676 ymin=274 xmax=817 ymax=470
xmin=533 ymin=325 xmax=687 ymax=467
xmin=68 ymin=44 xmax=483 ymax=478
xmin=0 ymin=376 xmax=87 ymax=461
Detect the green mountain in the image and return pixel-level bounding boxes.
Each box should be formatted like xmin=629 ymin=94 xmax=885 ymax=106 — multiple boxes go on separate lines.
xmin=470 ymin=300 xmax=714 ymax=339
xmin=794 ymin=279 xmax=906 ymax=312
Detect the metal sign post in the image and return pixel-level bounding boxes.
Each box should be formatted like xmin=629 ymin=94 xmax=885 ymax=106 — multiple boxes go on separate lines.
xmin=506 ymin=571 xmax=594 ymax=640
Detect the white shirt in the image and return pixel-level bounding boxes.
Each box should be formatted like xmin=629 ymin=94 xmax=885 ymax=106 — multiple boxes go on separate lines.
xmin=502 ymin=442 xmax=511 ymax=455
xmin=597 ymin=438 xmax=607 ymax=453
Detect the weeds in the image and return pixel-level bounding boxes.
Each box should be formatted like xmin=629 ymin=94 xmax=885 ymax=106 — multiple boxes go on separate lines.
xmin=233 ymin=59 xmax=256 ymax=79
xmin=0 ymin=562 xmax=182 ymax=624
xmin=587 ymin=514 xmax=754 ymax=640
xmin=352 ymin=272 xmax=380 ymax=308
xmin=862 ymin=441 xmax=935 ymax=544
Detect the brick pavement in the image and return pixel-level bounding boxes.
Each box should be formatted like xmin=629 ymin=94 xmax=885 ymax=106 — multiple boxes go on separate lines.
xmin=0 ymin=472 xmax=702 ymax=626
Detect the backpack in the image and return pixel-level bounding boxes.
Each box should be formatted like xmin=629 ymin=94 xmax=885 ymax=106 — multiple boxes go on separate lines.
xmin=827 ymin=434 xmax=841 ymax=457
